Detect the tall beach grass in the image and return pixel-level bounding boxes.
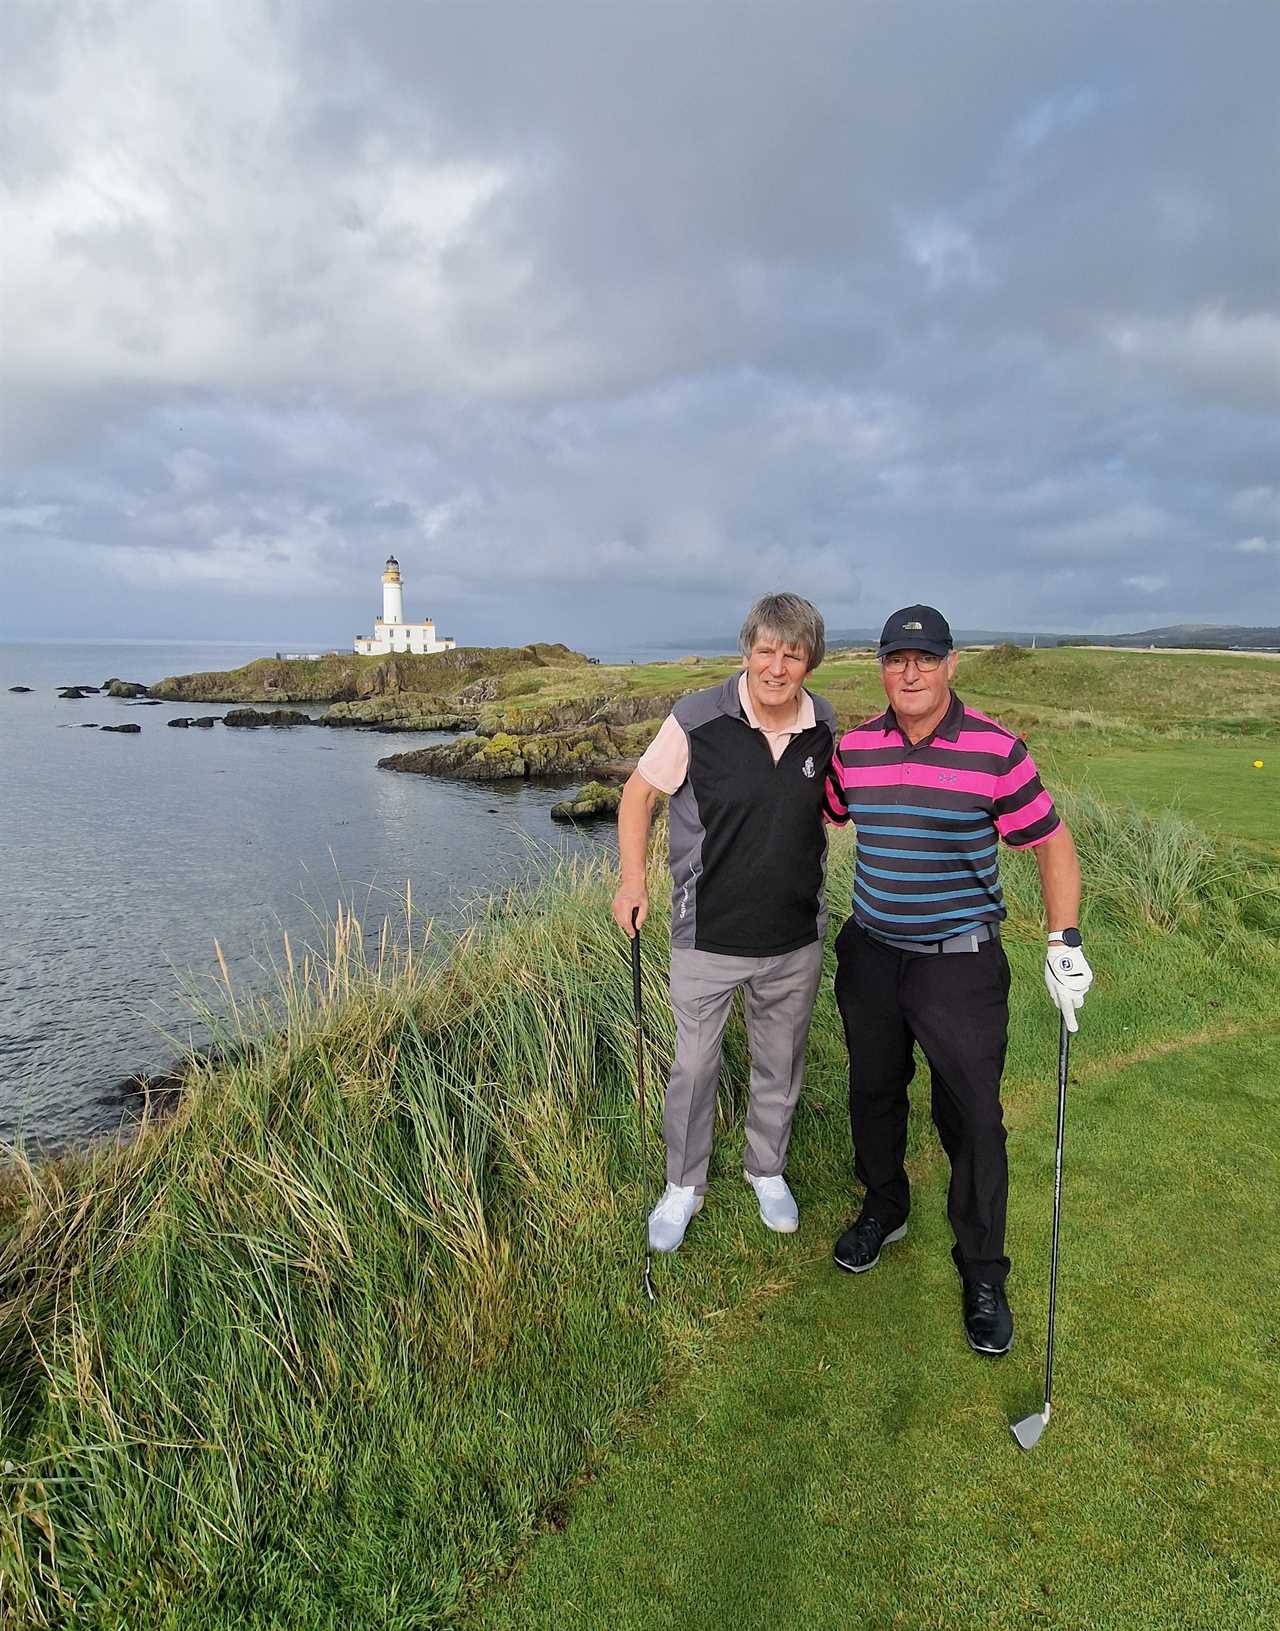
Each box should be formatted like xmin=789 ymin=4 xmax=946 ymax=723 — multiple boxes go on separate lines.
xmin=1 ymin=794 xmax=1277 ymax=1629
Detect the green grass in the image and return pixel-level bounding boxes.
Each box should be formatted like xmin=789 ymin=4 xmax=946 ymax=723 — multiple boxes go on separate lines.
xmin=1041 ymin=735 xmax=1278 ymax=854
xmin=2 ymin=789 xmax=1278 ymax=1629
xmin=810 ymin=646 xmax=1280 ymax=744
xmin=152 ymin=640 xmax=1280 ymax=744
xmin=471 ymin=1029 xmax=1280 ymax=1631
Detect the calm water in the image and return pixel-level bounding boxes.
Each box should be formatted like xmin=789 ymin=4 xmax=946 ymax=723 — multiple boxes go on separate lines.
xmin=0 ymin=642 xmax=615 ymax=1147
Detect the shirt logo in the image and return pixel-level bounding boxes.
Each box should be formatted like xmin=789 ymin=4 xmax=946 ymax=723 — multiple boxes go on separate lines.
xmin=937 ymin=770 xmax=958 ymax=785
xmin=802 ymin=755 xmax=815 ymax=778
xmin=903 ymin=620 xmax=923 ymax=630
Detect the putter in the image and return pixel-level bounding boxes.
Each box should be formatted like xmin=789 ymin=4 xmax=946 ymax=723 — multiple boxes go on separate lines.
xmin=631 ymin=908 xmax=658 ymax=1302
xmin=1010 ymin=1017 xmax=1070 ymax=1451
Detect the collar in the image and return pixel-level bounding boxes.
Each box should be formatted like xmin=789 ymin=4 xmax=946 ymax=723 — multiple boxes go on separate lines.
xmin=738 ymin=671 xmax=815 ymax=734
xmin=882 ymin=690 xmax=965 ymax=745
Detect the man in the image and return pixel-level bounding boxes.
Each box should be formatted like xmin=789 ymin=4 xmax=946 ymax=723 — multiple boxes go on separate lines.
xmin=823 ymin=605 xmax=1093 ymax=1355
xmin=612 ymin=593 xmax=837 ymax=1252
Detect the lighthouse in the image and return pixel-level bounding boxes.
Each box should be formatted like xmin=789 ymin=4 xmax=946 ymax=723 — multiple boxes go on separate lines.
xmin=354 ymin=555 xmax=457 ymax=656
xmin=382 ymin=555 xmax=405 ymax=626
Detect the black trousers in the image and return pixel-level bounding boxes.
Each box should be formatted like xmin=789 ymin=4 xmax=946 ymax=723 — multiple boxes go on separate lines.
xmin=833 ymin=919 xmax=1012 ymax=1285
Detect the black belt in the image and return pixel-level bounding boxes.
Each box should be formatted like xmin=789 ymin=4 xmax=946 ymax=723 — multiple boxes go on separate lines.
xmin=860 ymin=920 xmax=1001 ymax=956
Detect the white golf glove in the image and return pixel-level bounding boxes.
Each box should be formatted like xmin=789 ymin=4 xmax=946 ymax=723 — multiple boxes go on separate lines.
xmin=1044 ymin=938 xmax=1093 ymax=1033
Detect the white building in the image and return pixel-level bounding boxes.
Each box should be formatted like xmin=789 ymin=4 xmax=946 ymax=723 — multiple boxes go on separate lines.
xmin=354 ymin=556 xmax=457 ymax=656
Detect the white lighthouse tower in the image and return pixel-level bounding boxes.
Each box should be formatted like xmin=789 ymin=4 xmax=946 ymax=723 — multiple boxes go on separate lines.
xmin=382 ymin=555 xmax=405 ymax=625
xmin=355 ymin=555 xmax=457 ymax=656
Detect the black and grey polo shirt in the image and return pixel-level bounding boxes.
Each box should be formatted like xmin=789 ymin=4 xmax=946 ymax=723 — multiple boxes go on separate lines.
xmin=638 ymin=674 xmax=838 ymax=956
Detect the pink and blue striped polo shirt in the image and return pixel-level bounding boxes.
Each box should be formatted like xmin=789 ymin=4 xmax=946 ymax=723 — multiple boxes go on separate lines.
xmin=824 ymin=691 xmax=1060 ymax=943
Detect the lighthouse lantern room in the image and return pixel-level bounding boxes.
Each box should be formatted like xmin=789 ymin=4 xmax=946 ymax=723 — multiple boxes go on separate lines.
xmin=354 ymin=556 xmax=457 ymax=656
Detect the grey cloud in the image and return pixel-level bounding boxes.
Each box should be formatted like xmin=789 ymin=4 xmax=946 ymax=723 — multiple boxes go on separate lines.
xmin=2 ymin=1 xmax=1278 ymax=644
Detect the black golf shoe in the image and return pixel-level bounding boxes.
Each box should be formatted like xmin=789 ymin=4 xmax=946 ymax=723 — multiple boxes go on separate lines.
xmin=962 ymin=1280 xmax=1014 ymax=1355
xmin=833 ymin=1214 xmax=907 ymax=1274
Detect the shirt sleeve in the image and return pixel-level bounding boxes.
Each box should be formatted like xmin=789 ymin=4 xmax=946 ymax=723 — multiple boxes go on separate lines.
xmin=822 ymin=733 xmax=850 ymax=825
xmin=994 ymin=739 xmax=1061 ymax=848
xmin=636 ymin=713 xmax=689 ymax=795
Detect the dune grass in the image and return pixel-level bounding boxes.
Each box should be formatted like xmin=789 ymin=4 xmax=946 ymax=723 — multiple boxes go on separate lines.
xmin=1 ymin=796 xmax=1278 ymax=1628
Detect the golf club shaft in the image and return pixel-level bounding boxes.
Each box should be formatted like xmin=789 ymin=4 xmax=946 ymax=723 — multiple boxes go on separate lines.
xmin=1043 ymin=1017 xmax=1070 ymax=1410
xmin=631 ymin=909 xmax=656 ymax=1300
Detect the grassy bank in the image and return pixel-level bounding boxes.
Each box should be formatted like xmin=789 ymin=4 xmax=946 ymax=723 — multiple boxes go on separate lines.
xmin=2 ymin=790 xmax=1277 ymax=1628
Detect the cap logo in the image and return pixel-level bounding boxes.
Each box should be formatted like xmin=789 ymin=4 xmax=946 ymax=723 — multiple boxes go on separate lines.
xmin=903 ymin=620 xmax=923 ymax=631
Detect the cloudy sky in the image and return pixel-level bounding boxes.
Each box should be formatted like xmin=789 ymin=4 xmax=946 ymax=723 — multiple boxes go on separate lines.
xmin=2 ymin=0 xmax=1278 ymax=649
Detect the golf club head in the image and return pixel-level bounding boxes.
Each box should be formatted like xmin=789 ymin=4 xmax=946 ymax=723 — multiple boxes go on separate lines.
xmin=1009 ymin=1407 xmax=1049 ymax=1452
xmin=643 ymin=1256 xmax=657 ymax=1303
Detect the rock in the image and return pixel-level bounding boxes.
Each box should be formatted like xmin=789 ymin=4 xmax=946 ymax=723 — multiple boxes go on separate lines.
xmin=476 ymin=691 xmax=682 ymax=738
xmin=103 ymin=678 xmax=149 ymax=698
xmin=192 ymin=716 xmax=217 ymax=728
xmin=109 ymin=1041 xmax=256 ymax=1118
xmin=80 ymin=723 xmax=100 ymax=729
xmin=320 ymin=697 xmax=478 ymax=730
xmin=129 ymin=699 xmax=163 ymax=707
xmin=101 ymin=722 xmax=142 ymax=734
xmin=223 ymin=707 xmax=313 ymax=728
xmin=455 ymin=676 xmax=502 ymax=703
xmin=551 ymin=781 xmax=624 ymax=822
xmin=8 ymin=685 xmax=32 ymax=693
xmin=379 ymin=723 xmax=626 ymax=782
xmin=58 ymin=686 xmax=94 ymax=699
xmin=168 ymin=717 xmax=192 ymax=728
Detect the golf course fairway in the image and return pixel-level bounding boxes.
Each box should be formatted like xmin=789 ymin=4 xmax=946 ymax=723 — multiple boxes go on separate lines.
xmin=473 ymin=1025 xmax=1280 ymax=1631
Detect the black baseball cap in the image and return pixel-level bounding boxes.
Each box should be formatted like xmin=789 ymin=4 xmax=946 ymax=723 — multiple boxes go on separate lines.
xmin=878 ymin=604 xmax=953 ymax=658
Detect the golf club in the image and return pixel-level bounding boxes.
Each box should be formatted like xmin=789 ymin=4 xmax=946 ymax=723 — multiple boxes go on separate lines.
xmin=1010 ymin=1016 xmax=1070 ymax=1451
xmin=631 ymin=907 xmax=658 ymax=1303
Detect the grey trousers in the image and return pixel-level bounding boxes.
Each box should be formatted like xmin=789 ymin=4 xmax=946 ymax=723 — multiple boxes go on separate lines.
xmin=664 ymin=941 xmax=825 ymax=1193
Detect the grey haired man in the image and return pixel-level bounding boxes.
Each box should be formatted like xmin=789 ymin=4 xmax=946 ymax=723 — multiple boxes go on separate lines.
xmin=612 ymin=593 xmax=838 ymax=1251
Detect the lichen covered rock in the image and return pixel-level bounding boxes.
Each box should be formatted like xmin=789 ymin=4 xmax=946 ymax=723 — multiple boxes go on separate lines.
xmin=378 ymin=724 xmax=626 ymax=781
xmin=320 ymin=698 xmax=478 ymax=730
xmin=550 ymin=781 xmax=624 ymax=822
xmin=223 ymin=708 xmax=313 ymax=728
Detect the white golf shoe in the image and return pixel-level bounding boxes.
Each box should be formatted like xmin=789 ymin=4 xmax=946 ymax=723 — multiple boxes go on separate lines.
xmin=648 ymin=1183 xmax=703 ymax=1253
xmin=745 ymin=1172 xmax=799 ymax=1234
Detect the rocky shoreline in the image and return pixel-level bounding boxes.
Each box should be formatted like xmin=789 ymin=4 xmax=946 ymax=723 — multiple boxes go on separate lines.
xmin=29 ymin=645 xmax=691 ymax=806
xmin=134 ymin=644 xmax=685 ymax=788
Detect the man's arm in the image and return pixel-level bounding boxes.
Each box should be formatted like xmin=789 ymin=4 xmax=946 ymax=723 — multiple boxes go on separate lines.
xmin=1032 ymin=823 xmax=1081 ymax=932
xmin=1033 ymin=821 xmax=1093 ymax=1033
xmin=612 ymin=771 xmax=662 ymax=936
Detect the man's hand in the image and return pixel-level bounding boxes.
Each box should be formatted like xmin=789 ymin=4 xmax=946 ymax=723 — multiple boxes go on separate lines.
xmin=1044 ymin=940 xmax=1093 ymax=1033
xmin=612 ymin=884 xmax=648 ymax=937
xmin=614 ymin=771 xmax=661 ymax=937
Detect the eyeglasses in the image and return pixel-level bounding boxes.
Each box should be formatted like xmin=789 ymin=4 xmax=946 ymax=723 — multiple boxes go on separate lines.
xmin=880 ymin=651 xmax=944 ymax=673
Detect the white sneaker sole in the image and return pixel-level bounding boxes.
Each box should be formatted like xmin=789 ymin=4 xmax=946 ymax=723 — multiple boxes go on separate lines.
xmin=966 ymin=1332 xmax=1014 ymax=1356
xmin=744 ymin=1173 xmax=799 ymax=1234
xmin=649 ymin=1194 xmax=703 ymax=1253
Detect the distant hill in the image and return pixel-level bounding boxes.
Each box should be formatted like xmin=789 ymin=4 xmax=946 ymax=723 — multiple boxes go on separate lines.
xmin=1055 ymin=625 xmax=1280 ymax=651
xmin=656 ymin=623 xmax=1280 ymax=655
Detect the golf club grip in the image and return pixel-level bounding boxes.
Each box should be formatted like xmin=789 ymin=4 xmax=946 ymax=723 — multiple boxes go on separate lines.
xmin=630 ymin=908 xmax=643 ymax=1013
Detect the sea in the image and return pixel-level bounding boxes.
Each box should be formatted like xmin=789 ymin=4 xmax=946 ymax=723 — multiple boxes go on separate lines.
xmin=0 ymin=640 xmax=675 ymax=1149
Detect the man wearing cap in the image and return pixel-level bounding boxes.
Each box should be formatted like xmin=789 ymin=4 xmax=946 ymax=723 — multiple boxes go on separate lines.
xmin=612 ymin=593 xmax=837 ymax=1253
xmin=822 ymin=605 xmax=1093 ymax=1355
